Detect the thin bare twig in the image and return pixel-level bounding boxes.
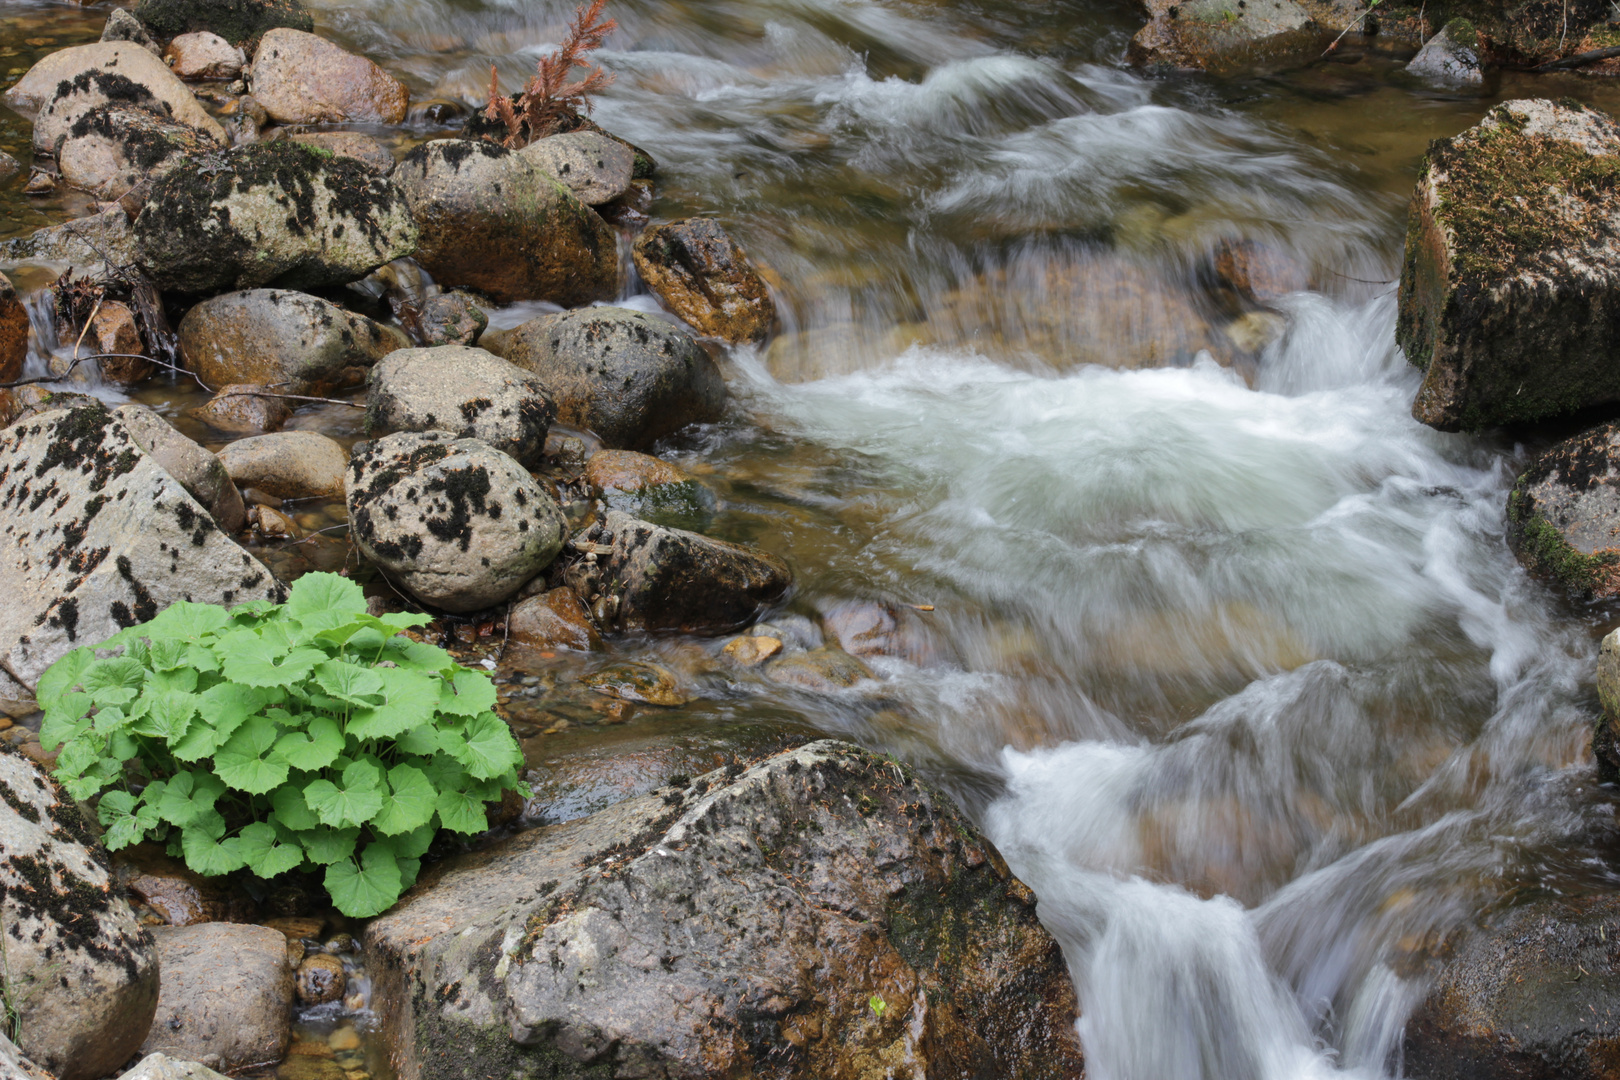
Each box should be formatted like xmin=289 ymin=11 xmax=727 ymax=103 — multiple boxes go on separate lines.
xmin=210 ymin=388 xmax=365 ymax=408
xmin=497 ymin=599 xmax=513 ymax=662
xmin=0 ymin=353 xmax=152 ymax=389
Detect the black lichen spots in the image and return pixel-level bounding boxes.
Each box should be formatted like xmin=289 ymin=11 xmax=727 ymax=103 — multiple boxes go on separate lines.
xmin=47 ymin=597 xmax=80 ymax=642
xmin=65 ymin=103 xmax=213 ymax=173
xmin=460 ymin=397 xmax=493 ymax=423
xmin=49 ymin=493 xmax=108 ymax=572
xmin=25 ymin=405 xmax=139 ymax=494
xmin=421 ymin=463 xmax=493 ymax=552
xmin=0 ymin=775 xmax=41 ymax=825
xmin=403 ymin=137 xmax=507 ymax=176
xmin=111 ymin=554 xmax=159 ymax=626
xmin=2 ymin=845 xmax=140 ymax=980
xmin=48 ymin=70 xmax=161 ymax=131
xmin=174 ymin=501 xmax=216 ymax=546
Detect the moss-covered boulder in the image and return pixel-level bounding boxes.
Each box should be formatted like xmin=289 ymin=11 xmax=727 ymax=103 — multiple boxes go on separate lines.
xmin=364 ymin=740 xmax=1086 ymax=1080
xmin=1405 ymin=18 xmax=1484 ymax=85
xmin=133 ymin=140 xmax=418 ymax=294
xmin=1505 ymin=420 xmax=1620 ymax=599
xmin=55 ymin=102 xmax=223 ymax=200
xmin=1398 ymin=99 xmax=1620 ymax=432
xmin=365 ymin=345 xmax=557 ymax=468
xmin=132 ymin=0 xmax=313 ymax=49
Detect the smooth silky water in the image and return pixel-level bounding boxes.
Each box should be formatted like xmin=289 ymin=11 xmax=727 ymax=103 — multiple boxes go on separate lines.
xmin=9 ymin=1 xmax=1620 ymax=1077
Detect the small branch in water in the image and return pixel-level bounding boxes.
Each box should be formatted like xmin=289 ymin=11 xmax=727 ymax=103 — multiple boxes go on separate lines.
xmin=1326 ymin=269 xmax=1397 ymax=285
xmin=210 ymin=387 xmax=365 ymax=408
xmin=1322 ymin=1 xmax=1383 ymax=56
xmin=0 ymin=353 xmax=151 ymax=388
xmin=1533 ymin=44 xmax=1620 ymax=70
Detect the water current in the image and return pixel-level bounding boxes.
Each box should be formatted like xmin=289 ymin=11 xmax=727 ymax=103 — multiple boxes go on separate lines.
xmin=8 ymin=1 xmax=1620 ymax=1077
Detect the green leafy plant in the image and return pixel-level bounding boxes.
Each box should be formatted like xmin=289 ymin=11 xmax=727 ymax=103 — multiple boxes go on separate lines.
xmin=37 ymin=573 xmax=526 ymax=918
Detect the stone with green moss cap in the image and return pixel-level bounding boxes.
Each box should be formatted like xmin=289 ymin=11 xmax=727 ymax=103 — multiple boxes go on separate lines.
xmin=1398 ymin=99 xmax=1620 ymax=432
xmin=132 ymin=0 xmax=312 ymax=48
xmin=1505 ymin=420 xmax=1620 ymax=599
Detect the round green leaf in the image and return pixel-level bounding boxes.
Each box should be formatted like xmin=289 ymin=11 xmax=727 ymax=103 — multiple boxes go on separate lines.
xmin=324 ymin=842 xmax=403 ymax=917
xmin=372 ymin=764 xmax=437 ymax=836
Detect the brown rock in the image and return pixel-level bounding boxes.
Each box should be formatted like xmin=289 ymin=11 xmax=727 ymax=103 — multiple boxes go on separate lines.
xmin=507 ymin=588 xmax=601 ymax=653
xmin=0 ymin=271 xmax=28 ymax=384
xmin=1213 ymin=239 xmax=1308 ymax=304
xmin=261 ymin=916 xmax=326 ymax=942
xmin=287 ymin=130 xmax=395 ymax=173
xmin=581 ymin=661 xmax=688 ymax=706
xmin=765 ymin=646 xmax=875 ymax=691
xmin=633 ymin=217 xmax=776 ymax=344
xmin=722 ymin=634 xmax=782 ymax=666
xmin=82 ymin=301 xmax=152 ymax=383
xmin=584 ymin=448 xmax=688 ymax=492
xmin=191 ymin=383 xmax=292 ymax=433
xmin=140 ymin=923 xmax=294 ymax=1071
xmin=120 ymin=846 xmax=256 ymax=925
xmin=215 ymin=430 xmax=348 ymax=500
xmin=248 ymin=29 xmax=409 ymax=124
xmin=410 ymin=290 xmax=486 ymax=347
xmin=295 ymin=954 xmax=347 ymax=1005
xmin=164 ymin=31 xmax=245 ymax=80
xmin=823 ymin=599 xmax=943 ymax=667
xmin=179 ymin=289 xmax=405 ymax=395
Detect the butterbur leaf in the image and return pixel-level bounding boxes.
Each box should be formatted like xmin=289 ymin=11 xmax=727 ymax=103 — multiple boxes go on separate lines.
xmin=55 ymin=737 xmax=105 ymax=780
xmin=272 ymin=718 xmax=344 ymax=772
xmin=304 ymin=761 xmax=384 ymax=828
xmin=237 ymin=821 xmax=304 ymax=878
xmin=313 ymin=661 xmax=383 ymax=705
xmin=286 ymin=572 xmax=367 ymax=627
xmin=297 ymin=824 xmax=361 ymax=865
xmin=438 ymin=669 xmax=497 ymax=717
xmin=145 ymin=639 xmax=189 ymax=672
xmin=141 ymin=600 xmax=230 ymax=642
xmin=220 ymin=630 xmax=325 ymax=687
xmin=386 ymin=637 xmax=454 ymax=673
xmin=436 ymin=785 xmax=488 ymax=834
xmin=181 ymin=825 xmax=245 ymax=876
xmin=348 ymin=668 xmax=436 ymax=740
xmin=40 ymin=712 xmax=90 ymax=754
xmin=216 ymin=716 xmax=290 ymax=794
xmin=372 ymin=764 xmax=437 ymax=836
xmin=453 ymin=712 xmax=523 ymax=780
xmin=82 ymin=656 xmax=145 ymax=705
xmin=383 ymin=822 xmax=436 ymax=859
xmin=325 ymin=842 xmax=403 ymax=918
xmin=270 ymin=783 xmax=320 ymax=831
xmin=130 ymin=689 xmax=197 ymax=741
xmin=155 ymin=771 xmax=224 ymax=827
xmin=394 ymin=725 xmax=445 ymax=756
xmin=144 ymin=666 xmax=198 ymax=694
xmin=37 ymin=646 xmax=95 ymax=701
xmin=99 ymin=790 xmax=161 ymax=850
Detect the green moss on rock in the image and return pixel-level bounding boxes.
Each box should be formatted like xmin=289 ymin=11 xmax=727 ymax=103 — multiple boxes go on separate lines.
xmin=132 ymin=0 xmax=312 ymax=47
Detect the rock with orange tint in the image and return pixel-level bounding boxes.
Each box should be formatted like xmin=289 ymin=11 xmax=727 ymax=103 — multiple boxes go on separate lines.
xmin=584 ymin=449 xmax=688 ymax=492
xmin=364 ymin=741 xmax=1086 ymax=1080
xmin=633 ymin=217 xmax=776 ymax=344
xmin=81 ymin=301 xmax=152 ymax=384
xmin=164 ymin=31 xmax=244 ymax=80
xmin=191 ymin=383 xmax=291 ymax=434
xmin=0 ymin=272 xmax=27 ymax=384
xmin=507 ymin=587 xmax=601 ymax=653
xmin=1213 ymin=238 xmax=1308 ymax=305
xmin=247 ymin=29 xmax=409 ymax=124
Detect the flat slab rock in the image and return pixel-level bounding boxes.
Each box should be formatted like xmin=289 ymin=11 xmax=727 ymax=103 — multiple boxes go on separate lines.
xmin=1506 ymin=419 xmax=1620 ymax=599
xmin=365 ymin=739 xmax=1085 ymax=1080
xmin=0 ymin=404 xmax=284 ymax=691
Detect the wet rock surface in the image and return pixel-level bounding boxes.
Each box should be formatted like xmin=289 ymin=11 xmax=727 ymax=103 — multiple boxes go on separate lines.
xmin=346 ymin=431 xmax=567 ymax=612
xmin=366 ymin=345 xmax=557 ymax=468
xmin=112 ymin=403 xmax=246 ymax=532
xmin=54 ymin=101 xmax=223 ymax=200
xmin=1506 ymin=420 xmax=1620 ymax=600
xmin=215 ymin=430 xmax=348 ymax=501
xmin=248 ymin=28 xmax=410 ymax=125
xmin=393 ymin=138 xmax=619 ymax=306
xmin=133 ymin=139 xmax=418 ymax=294
xmin=294 ymin=953 xmax=347 ymax=1005
xmin=0 ymin=404 xmax=284 ymax=691
xmin=1399 ymin=99 xmax=1620 ymax=432
xmin=164 ymin=31 xmax=245 ymax=80
xmin=564 ymin=509 xmax=792 ymax=635
xmin=507 ymin=586 xmax=602 ymax=653
xmin=1127 ymin=0 xmax=1327 ymax=74
xmin=178 ymin=288 xmax=405 ymax=394
xmin=0 ymin=743 xmax=160 ymax=1080
xmin=82 ymin=301 xmax=153 ymax=385
xmin=365 ymin=740 xmax=1086 ymax=1080
xmin=140 ymin=922 xmax=295 ymax=1070
xmin=0 ymin=205 xmax=137 ymax=279
xmin=1406 ymin=18 xmax=1484 ymax=86
xmin=484 ymin=307 xmax=725 ymax=449
xmin=191 ymin=383 xmax=292 ymax=434
xmin=517 ymin=130 xmax=634 ymax=205
xmin=632 ymin=217 xmax=778 ymax=344
xmin=133 ymin=0 xmax=314 ymax=48
xmin=0 ymin=272 xmax=27 ymax=385
xmin=411 ymin=291 xmax=486 ymax=346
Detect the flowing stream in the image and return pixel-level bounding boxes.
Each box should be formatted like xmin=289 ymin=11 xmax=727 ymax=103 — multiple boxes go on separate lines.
xmin=9 ymin=1 xmax=1620 ymax=1077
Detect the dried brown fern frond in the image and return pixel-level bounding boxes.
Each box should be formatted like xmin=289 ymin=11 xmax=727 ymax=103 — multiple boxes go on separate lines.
xmin=485 ymin=0 xmax=618 ymax=148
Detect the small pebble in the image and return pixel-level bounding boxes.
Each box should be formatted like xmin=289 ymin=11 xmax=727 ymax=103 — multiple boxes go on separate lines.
xmin=295 ymin=954 xmax=347 ymax=1005
xmin=329 ymin=1028 xmax=361 ymax=1052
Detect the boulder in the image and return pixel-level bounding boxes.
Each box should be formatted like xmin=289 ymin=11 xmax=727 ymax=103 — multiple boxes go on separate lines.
xmin=0 ymin=404 xmax=284 ymax=691
xmin=584 ymin=448 xmax=714 ymax=531
xmin=1212 ymin=238 xmax=1308 ymax=306
xmin=1505 ymin=420 xmax=1620 ymax=599
xmin=133 ymin=140 xmax=418 ymax=294
xmin=4 ymin=43 xmax=227 ymax=152
xmin=55 ymin=102 xmax=223 ymax=201
xmin=0 ymin=1031 xmax=53 ymax=1080
xmin=632 ymin=218 xmax=777 ymax=344
xmin=364 ymin=741 xmax=1086 ymax=1080
xmin=410 ymin=291 xmax=485 ymax=346
xmin=1398 ymin=100 xmax=1620 ymax=432
xmin=215 ymin=431 xmax=347 ymax=501
xmin=483 ymin=307 xmax=725 ymax=449
xmin=392 ymin=139 xmax=619 ymax=306
xmin=164 ymin=32 xmax=246 ymax=81
xmin=516 ymin=130 xmax=633 ymax=206
xmin=119 ymin=1055 xmax=232 ymax=1080
xmin=139 ymin=923 xmax=294 ymax=1071
xmin=0 ymin=272 xmax=26 ymax=385
xmin=111 ymin=404 xmax=246 ymax=532
xmin=346 ymin=431 xmax=567 ymax=612
xmin=563 ymin=509 xmax=791 ymax=635
xmin=507 ymin=586 xmax=601 ymax=653
xmin=1406 ymin=19 xmax=1483 ymax=86
xmin=190 ymin=384 xmax=291 ymax=434
xmin=583 ymin=448 xmax=688 ymax=492
xmin=1404 ymin=894 xmax=1620 ymax=1080
xmin=293 ymin=953 xmax=346 ymax=1005
xmin=366 ymin=346 xmax=556 ymax=468
xmin=1126 ymin=0 xmax=1324 ymax=74
xmin=247 ymin=29 xmax=410 ymax=126
xmin=80 ymin=301 xmax=153 ymax=385
xmin=0 ymin=744 xmax=160 ymax=1080
xmin=0 ymin=206 xmax=137 ymax=280
xmin=132 ymin=0 xmax=314 ymax=48
xmin=177 ymin=289 xmax=406 ymax=395
xmin=103 ymin=9 xmax=164 ymax=55
xmin=285 ymin=130 xmax=394 ymax=173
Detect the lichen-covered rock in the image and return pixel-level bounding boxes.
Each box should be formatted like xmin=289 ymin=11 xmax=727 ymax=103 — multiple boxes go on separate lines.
xmin=178 ymin=289 xmax=406 ymax=394
xmin=366 ymin=346 xmax=556 ymax=468
xmin=132 ymin=0 xmax=314 ymax=48
xmin=164 ymin=32 xmax=246 ymax=81
xmin=1406 ymin=18 xmax=1483 ymax=86
xmin=483 ymin=307 xmax=724 ymax=449
xmin=364 ymin=740 xmax=1086 ymax=1080
xmin=103 ymin=8 xmax=164 ymax=55
xmin=632 ymin=217 xmax=777 ymax=344
xmin=410 ymin=291 xmax=486 ymax=347
xmin=0 ymin=743 xmax=160 ymax=1080
xmin=1398 ymin=100 xmax=1620 ymax=432
xmin=1126 ymin=0 xmax=1324 ymax=73
xmin=119 ymin=1054 xmax=232 ymax=1080
xmin=346 ymin=431 xmax=566 ymax=612
xmin=284 ymin=130 xmax=395 ymax=173
xmin=4 ymin=42 xmax=227 ymax=152
xmin=0 ymin=404 xmax=284 ymax=691
xmin=392 ymin=139 xmax=619 ymax=307
xmin=112 ymin=404 xmax=245 ymax=532
xmin=0 ymin=272 xmax=26 ymax=385
xmin=215 ymin=430 xmax=347 ymax=500
xmin=507 ymin=586 xmax=601 ymax=653
xmin=1404 ymin=894 xmax=1620 ymax=1080
xmin=564 ymin=509 xmax=791 ymax=635
xmin=0 ymin=1031 xmax=53 ymax=1080
xmin=247 ymin=28 xmax=410 ymax=126
xmin=516 ymin=130 xmax=633 ymax=206
xmin=0 ymin=206 xmax=137 ymax=280
xmin=138 ymin=923 xmax=294 ymax=1071
xmin=133 ymin=140 xmax=418 ymax=294
xmin=1505 ymin=420 xmax=1620 ymax=599
xmin=55 ymin=102 xmax=223 ymax=201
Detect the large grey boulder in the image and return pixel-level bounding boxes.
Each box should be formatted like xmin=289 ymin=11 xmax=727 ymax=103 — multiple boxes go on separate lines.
xmin=55 ymin=102 xmax=223 ymax=200
xmin=366 ymin=345 xmax=556 ymax=468
xmin=483 ymin=307 xmax=724 ymax=449
xmin=346 ymin=431 xmax=566 ymax=612
xmin=1406 ymin=18 xmax=1484 ymax=86
xmin=0 ymin=206 xmax=137 ymax=281
xmin=177 ymin=289 xmax=406 ymax=394
xmin=0 ymin=744 xmax=160 ymax=1080
xmin=139 ymin=923 xmax=294 ymax=1071
xmin=1399 ymin=100 xmax=1620 ymax=431
xmin=112 ymin=403 xmax=246 ymax=533
xmin=0 ymin=403 xmax=284 ymax=691
xmin=392 ymin=139 xmax=619 ymax=306
xmin=563 ymin=509 xmax=792 ymax=635
xmin=1505 ymin=420 xmax=1620 ymax=600
xmin=132 ymin=0 xmax=314 ymax=48
xmin=133 ymin=140 xmax=418 ymax=294
xmin=365 ymin=741 xmax=1086 ymax=1080
xmin=516 ymin=130 xmax=634 ymax=206
xmin=248 ymin=28 xmax=410 ymax=125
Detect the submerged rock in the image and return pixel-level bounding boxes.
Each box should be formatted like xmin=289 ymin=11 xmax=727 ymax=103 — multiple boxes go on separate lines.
xmin=507 ymin=586 xmax=601 ymax=653
xmin=112 ymin=403 xmax=246 ymax=532
xmin=1399 ymin=99 xmax=1620 ymax=431
xmin=1506 ymin=420 xmax=1620 ymax=599
xmin=365 ymin=345 xmax=557 ymax=468
xmin=0 ymin=744 xmax=160 ymax=1080
xmin=139 ymin=923 xmax=294 ymax=1070
xmin=132 ymin=0 xmax=314 ymax=48
xmin=134 ymin=139 xmax=418 ymax=294
xmin=766 ymin=646 xmax=876 ymax=691
xmin=0 ymin=272 xmax=26 ymax=385
xmin=0 ymin=404 xmax=284 ymax=691
xmin=365 ymin=740 xmax=1086 ymax=1080
xmin=632 ymin=217 xmax=777 ymax=344
xmin=178 ymin=288 xmax=406 ymax=394
xmin=215 ymin=430 xmax=348 ymax=500
xmin=483 ymin=307 xmax=724 ymax=449
xmin=55 ymin=102 xmax=223 ymax=200
xmin=1406 ymin=18 xmax=1484 ymax=86
xmin=392 ymin=138 xmax=619 ymax=306
xmin=516 ymin=130 xmax=634 ymax=205
xmin=248 ymin=28 xmax=410 ymax=125
xmin=346 ymin=431 xmax=567 ymax=612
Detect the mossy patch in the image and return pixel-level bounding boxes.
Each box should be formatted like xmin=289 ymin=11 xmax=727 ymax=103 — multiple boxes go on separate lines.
xmin=1507 ymin=484 xmax=1620 ymax=597
xmin=132 ymin=0 xmax=313 ymax=48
